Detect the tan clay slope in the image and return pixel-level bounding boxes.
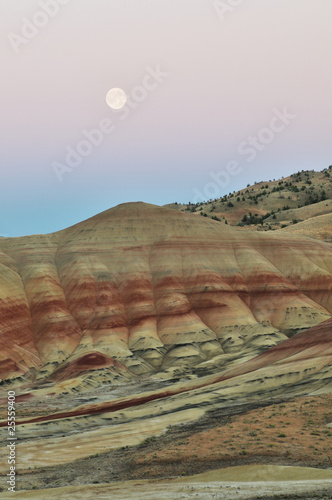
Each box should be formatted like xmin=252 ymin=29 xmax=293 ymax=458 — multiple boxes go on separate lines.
xmin=268 ymin=199 xmax=332 ymax=224
xmin=280 ymin=213 xmax=332 ymax=241
xmin=0 ymin=202 xmax=331 ymax=387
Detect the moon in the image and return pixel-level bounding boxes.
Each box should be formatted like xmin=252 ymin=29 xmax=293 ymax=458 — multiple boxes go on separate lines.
xmin=106 ymin=88 xmax=127 ymax=110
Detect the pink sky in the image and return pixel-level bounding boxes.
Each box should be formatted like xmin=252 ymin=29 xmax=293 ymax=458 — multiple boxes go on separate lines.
xmin=1 ymin=0 xmax=331 ymax=235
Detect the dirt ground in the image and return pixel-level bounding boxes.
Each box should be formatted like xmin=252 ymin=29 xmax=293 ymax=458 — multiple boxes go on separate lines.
xmin=134 ymin=393 xmax=332 ymax=476
xmin=1 ymin=475 xmax=332 ymax=500
xmin=1 ymin=394 xmax=331 ymax=497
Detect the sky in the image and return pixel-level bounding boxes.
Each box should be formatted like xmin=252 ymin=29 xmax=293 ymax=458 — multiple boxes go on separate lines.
xmin=1 ymin=0 xmax=332 ymax=236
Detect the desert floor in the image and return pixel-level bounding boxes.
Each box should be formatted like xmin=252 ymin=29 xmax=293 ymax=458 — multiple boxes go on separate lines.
xmin=1 ymin=394 xmax=332 ymax=498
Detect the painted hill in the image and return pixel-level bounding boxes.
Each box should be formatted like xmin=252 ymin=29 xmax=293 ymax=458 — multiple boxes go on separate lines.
xmin=0 ymin=317 xmax=331 ymax=493
xmin=0 ymin=199 xmax=331 ymax=497
xmin=0 ymin=201 xmax=331 ymax=393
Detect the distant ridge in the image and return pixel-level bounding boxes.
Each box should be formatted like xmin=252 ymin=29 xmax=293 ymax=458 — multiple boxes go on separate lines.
xmin=165 ymin=166 xmax=332 ymax=240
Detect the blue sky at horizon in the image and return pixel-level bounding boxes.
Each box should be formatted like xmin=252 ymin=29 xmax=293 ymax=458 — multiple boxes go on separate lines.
xmin=1 ymin=0 xmax=332 ymax=236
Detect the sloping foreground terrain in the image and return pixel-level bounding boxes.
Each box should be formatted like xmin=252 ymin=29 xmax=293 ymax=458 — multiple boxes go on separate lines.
xmin=2 ymin=466 xmax=332 ymax=499
xmin=0 ymin=202 xmax=331 ymax=497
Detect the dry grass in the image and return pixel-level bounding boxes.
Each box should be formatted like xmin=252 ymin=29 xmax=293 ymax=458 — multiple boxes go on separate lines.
xmin=135 ymin=394 xmax=332 ymax=472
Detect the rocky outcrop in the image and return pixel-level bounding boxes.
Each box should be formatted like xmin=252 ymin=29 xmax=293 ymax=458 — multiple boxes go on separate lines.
xmin=0 ymin=202 xmax=331 ymax=389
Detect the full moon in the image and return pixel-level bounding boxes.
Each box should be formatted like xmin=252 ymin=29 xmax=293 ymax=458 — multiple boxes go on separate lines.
xmin=106 ymin=88 xmax=127 ymax=110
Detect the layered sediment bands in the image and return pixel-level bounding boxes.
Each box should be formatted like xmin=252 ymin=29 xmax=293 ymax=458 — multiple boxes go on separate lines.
xmin=0 ymin=235 xmax=82 ymax=375
xmin=0 ymin=250 xmax=41 ymax=379
xmin=50 ymin=353 xmax=132 ymax=383
xmin=4 ymin=318 xmax=332 ymax=430
xmin=0 ymin=202 xmax=331 ymax=388
xmin=213 ymin=317 xmax=332 ymax=383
